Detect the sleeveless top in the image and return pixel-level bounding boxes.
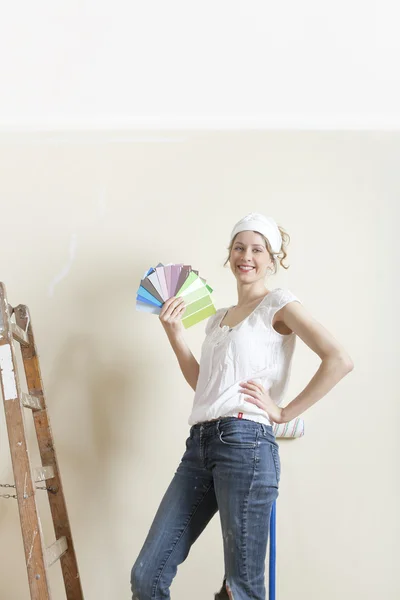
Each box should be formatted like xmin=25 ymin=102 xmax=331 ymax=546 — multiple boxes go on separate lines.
xmin=188 ymin=288 xmax=302 ymax=426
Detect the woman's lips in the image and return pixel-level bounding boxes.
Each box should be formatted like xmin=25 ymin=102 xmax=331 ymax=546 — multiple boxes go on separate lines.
xmin=238 ymin=266 xmax=255 ymax=272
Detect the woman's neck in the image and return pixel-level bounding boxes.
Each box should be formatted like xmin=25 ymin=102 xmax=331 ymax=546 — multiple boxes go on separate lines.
xmin=235 ymin=286 xmax=271 ymax=308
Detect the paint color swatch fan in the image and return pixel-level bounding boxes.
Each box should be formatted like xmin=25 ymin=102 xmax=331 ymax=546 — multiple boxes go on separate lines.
xmin=136 ymin=263 xmax=216 ymax=328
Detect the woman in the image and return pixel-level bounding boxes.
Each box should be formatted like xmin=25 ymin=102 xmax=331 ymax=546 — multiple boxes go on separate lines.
xmin=131 ymin=212 xmax=354 ymax=600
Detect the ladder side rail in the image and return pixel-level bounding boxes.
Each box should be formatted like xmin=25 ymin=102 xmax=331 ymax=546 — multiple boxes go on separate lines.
xmin=15 ymin=304 xmax=84 ymax=600
xmin=0 ymin=283 xmax=52 ymax=600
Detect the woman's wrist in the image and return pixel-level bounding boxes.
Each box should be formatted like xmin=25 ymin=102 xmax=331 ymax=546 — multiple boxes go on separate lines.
xmin=165 ymin=329 xmax=185 ymax=346
xmin=280 ymin=407 xmax=288 ymax=424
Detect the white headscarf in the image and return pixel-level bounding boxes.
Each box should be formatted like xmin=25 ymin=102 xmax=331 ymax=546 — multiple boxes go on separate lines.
xmin=229 ymin=213 xmax=282 ymax=258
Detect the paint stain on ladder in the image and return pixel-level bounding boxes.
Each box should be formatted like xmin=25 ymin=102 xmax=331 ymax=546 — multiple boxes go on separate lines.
xmin=0 ymin=344 xmax=18 ymax=400
xmin=27 ymin=530 xmax=38 ymax=568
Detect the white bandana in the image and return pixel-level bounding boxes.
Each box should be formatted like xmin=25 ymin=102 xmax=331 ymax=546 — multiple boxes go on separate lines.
xmin=229 ymin=213 xmax=282 ymax=257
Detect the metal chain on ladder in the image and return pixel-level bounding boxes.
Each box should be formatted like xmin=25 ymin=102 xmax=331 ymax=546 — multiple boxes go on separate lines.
xmin=0 ymin=482 xmax=57 ymax=500
xmin=0 ymin=483 xmax=17 ymax=500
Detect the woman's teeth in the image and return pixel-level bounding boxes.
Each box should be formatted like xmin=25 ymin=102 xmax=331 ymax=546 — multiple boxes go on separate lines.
xmin=238 ymin=266 xmax=254 ymax=271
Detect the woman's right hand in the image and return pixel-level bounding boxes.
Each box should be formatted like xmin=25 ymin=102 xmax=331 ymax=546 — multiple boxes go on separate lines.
xmin=159 ymin=296 xmax=186 ymax=336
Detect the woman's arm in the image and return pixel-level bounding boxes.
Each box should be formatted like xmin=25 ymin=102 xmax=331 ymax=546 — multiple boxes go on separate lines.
xmin=165 ymin=331 xmax=200 ymax=392
xmin=159 ymin=296 xmax=200 ymax=391
xmin=281 ymin=355 xmax=352 ymax=422
xmin=279 ymin=300 xmax=354 ymax=423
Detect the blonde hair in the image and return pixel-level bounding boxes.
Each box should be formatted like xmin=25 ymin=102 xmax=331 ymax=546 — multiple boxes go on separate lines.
xmin=223 ymin=225 xmax=290 ymax=275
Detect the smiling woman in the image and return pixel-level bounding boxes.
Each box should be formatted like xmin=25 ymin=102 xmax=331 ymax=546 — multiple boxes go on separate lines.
xmin=131 ymin=212 xmax=354 ymax=600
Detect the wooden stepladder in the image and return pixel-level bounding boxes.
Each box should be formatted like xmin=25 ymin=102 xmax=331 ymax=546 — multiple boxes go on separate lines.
xmin=0 ymin=282 xmax=84 ymax=600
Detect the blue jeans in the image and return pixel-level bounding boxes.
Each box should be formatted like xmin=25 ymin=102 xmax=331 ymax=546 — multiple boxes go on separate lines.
xmin=131 ymin=417 xmax=281 ymax=600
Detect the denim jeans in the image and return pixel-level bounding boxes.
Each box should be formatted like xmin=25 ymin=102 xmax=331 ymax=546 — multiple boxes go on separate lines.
xmin=131 ymin=417 xmax=281 ymax=600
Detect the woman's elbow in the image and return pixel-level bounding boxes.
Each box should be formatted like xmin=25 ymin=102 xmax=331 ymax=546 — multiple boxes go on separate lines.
xmin=337 ymin=353 xmax=354 ymax=372
xmin=324 ymin=351 xmax=354 ymax=373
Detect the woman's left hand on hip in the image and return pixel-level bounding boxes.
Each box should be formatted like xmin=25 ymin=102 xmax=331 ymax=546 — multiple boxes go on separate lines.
xmin=239 ymin=380 xmax=284 ymax=424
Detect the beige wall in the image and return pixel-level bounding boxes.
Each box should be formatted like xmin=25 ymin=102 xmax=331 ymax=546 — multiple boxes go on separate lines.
xmin=0 ymin=131 xmax=397 ymax=599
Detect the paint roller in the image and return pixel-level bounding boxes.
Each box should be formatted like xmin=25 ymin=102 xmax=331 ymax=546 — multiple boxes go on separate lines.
xmin=273 ymin=416 xmax=304 ymax=438
xmin=268 ymin=416 xmax=304 ymax=600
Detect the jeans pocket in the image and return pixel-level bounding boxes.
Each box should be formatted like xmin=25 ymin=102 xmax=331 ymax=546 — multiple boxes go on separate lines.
xmin=217 ymin=421 xmax=258 ymax=449
xmin=270 ymin=444 xmax=281 ymax=482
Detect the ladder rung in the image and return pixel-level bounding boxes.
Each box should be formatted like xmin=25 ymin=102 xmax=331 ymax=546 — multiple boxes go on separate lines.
xmin=34 ymin=466 xmax=55 ymax=482
xmin=21 ymin=392 xmax=42 ymax=411
xmin=11 ymin=322 xmax=29 ymax=346
xmin=46 ymin=536 xmax=68 ymax=567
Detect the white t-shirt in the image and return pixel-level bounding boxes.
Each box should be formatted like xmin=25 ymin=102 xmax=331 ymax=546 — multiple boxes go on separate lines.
xmin=188 ymin=288 xmax=302 ymax=426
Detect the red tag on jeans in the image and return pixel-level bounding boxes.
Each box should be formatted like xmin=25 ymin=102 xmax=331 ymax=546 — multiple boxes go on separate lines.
xmin=238 ymin=412 xmax=243 ymax=419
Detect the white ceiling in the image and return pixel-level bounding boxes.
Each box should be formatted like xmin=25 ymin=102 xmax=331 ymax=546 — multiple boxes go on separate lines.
xmin=1 ymin=1 xmax=399 ymax=130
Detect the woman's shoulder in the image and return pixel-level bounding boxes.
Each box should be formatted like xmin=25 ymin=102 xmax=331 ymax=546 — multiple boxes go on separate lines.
xmin=261 ymin=287 xmax=302 ymax=311
xmin=270 ymin=287 xmax=301 ymax=300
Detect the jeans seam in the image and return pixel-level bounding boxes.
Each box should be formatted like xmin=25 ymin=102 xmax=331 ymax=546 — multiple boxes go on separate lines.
xmin=239 ymin=427 xmax=260 ymax=598
xmin=151 ymin=481 xmax=215 ymax=599
xmin=270 ymin=445 xmax=281 ymax=484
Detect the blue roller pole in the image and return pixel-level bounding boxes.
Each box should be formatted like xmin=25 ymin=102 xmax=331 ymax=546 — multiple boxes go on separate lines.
xmin=269 ymin=500 xmax=276 ymax=600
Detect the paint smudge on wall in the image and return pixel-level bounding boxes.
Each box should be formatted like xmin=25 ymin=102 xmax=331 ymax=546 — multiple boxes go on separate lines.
xmin=48 ymin=233 xmax=78 ymax=298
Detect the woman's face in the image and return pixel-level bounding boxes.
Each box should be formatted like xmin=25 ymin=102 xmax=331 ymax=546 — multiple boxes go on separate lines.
xmin=229 ymin=230 xmax=273 ymax=282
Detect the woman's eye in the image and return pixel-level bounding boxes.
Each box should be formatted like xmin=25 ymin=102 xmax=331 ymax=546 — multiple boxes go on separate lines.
xmin=234 ymin=247 xmax=262 ymax=252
